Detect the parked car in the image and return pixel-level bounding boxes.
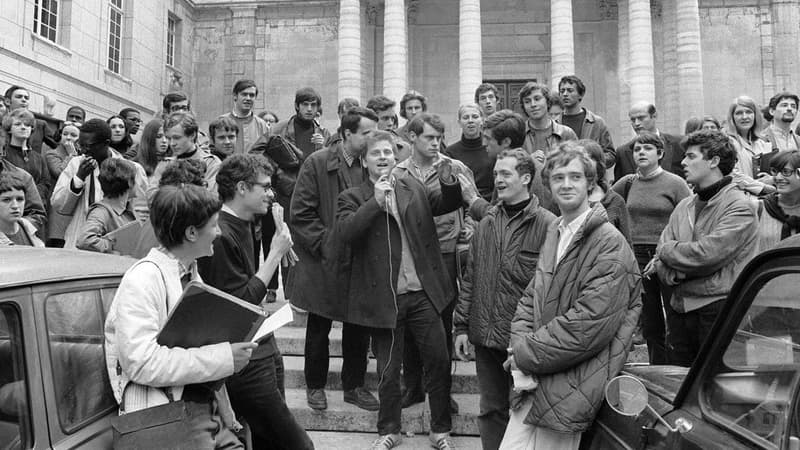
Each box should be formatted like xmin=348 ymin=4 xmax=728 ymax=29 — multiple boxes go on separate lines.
xmin=0 ymin=247 xmax=134 ymax=450
xmin=583 ymin=246 xmax=800 ymax=450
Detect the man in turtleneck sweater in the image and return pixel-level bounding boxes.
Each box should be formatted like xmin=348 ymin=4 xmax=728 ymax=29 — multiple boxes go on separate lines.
xmin=271 ymin=87 xmax=331 ymax=160
xmin=649 ymin=130 xmax=758 ymax=367
xmin=164 ymin=111 xmax=221 ymax=194
xmin=444 ymin=104 xmax=493 ymax=201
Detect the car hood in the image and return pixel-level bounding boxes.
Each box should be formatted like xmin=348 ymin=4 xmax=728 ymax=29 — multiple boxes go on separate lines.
xmin=624 ymin=364 xmax=690 ymax=408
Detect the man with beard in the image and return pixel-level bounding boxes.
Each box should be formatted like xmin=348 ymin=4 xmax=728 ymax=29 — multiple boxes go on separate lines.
xmin=555 ymin=75 xmax=615 ymax=169
xmin=272 ymin=87 xmax=331 ymax=160
xmin=762 ymin=92 xmax=800 ymax=152
xmin=289 ymin=107 xmax=378 ymax=412
xmin=221 ymin=80 xmax=270 ymax=155
xmin=475 ymin=83 xmax=499 ymax=118
xmin=51 ymin=118 xmax=149 ymax=248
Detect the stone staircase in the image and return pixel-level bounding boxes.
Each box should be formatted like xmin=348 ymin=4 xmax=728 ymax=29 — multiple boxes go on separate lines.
xmin=267 ymin=299 xmax=649 ymax=449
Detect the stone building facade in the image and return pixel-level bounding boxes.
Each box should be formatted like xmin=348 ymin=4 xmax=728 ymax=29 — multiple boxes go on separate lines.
xmin=1 ymin=0 xmax=795 ymax=145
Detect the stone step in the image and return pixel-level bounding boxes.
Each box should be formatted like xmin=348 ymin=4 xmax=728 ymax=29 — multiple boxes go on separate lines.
xmin=308 ymin=431 xmax=482 ymax=449
xmin=282 ymin=356 xmax=480 ymax=394
xmin=286 ymin=389 xmax=480 ymax=435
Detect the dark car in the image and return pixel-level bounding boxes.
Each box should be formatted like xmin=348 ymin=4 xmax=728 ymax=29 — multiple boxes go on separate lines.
xmin=583 ymin=246 xmax=800 ymax=450
xmin=0 ymin=248 xmax=134 ymax=450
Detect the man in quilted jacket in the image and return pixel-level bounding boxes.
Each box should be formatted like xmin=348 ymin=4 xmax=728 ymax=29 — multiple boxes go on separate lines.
xmin=453 ymin=149 xmax=555 ymax=450
xmin=503 ymin=142 xmax=642 ymax=449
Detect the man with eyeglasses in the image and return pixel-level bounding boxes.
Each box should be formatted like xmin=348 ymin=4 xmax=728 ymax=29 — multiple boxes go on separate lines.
xmin=161 ymin=91 xmax=191 ymax=119
xmin=198 ymin=154 xmax=314 ymax=450
xmin=645 ymin=130 xmax=758 ymax=367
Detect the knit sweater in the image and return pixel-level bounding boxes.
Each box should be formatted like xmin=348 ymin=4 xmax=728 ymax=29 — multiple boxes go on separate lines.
xmin=197 ymin=210 xmax=276 ymax=358
xmin=612 ymin=170 xmax=690 ymax=246
xmin=444 ymin=134 xmax=493 ymax=201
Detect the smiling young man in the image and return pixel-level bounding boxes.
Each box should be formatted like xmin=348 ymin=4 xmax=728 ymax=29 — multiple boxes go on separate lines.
xmin=164 ymin=112 xmax=222 ymax=193
xmin=519 ymin=82 xmax=577 ymax=165
xmin=197 ymin=154 xmax=313 ymax=450
xmin=336 ymin=130 xmax=462 ymax=450
xmin=649 ymin=130 xmax=758 ymax=367
xmin=502 ymin=142 xmax=641 ymax=450
xmin=220 ymin=80 xmax=270 ymax=155
xmin=453 ymin=149 xmax=555 ymax=450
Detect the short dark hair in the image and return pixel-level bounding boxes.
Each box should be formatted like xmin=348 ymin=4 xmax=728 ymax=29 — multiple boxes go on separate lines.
xmin=558 ymin=75 xmax=586 ymax=97
xmin=497 ymin=149 xmax=536 ymax=179
xmin=162 ymin=91 xmax=190 ymax=111
xmin=119 ymin=107 xmax=140 ymax=119
xmin=209 ymin=116 xmax=240 ymax=141
xmin=158 ymin=159 xmax=207 ymax=187
xmin=548 ymin=93 xmax=563 ymax=110
xmin=337 ymin=98 xmax=360 ymax=116
xmin=165 ymin=111 xmax=199 ymax=138
xmin=366 ymin=95 xmax=396 ymax=113
xmin=407 ymin=113 xmax=445 ymax=137
xmin=150 ymin=184 xmax=222 ymax=249
xmin=80 ymin=118 xmax=112 ymax=143
xmin=340 ymin=107 xmax=379 ymax=139
xmin=682 ymin=130 xmax=737 ymax=176
xmin=0 ymin=172 xmax=26 ymax=196
xmin=769 ymin=150 xmax=800 ymax=172
xmin=769 ymin=92 xmax=800 ymax=111
xmin=365 ymin=130 xmax=398 ymax=154
xmin=474 ymin=83 xmax=498 ymax=103
xmin=233 ymin=79 xmax=258 ymax=96
xmin=3 ymin=85 xmax=26 ymax=102
xmin=542 ymin=141 xmax=598 ymax=192
xmin=66 ymin=105 xmax=86 ymax=121
xmin=216 ymin=154 xmax=274 ymax=202
xmin=399 ymin=91 xmax=427 ymax=119
xmin=295 ymin=87 xmax=322 ymax=108
xmin=98 ymin=158 xmax=136 ymax=199
xmin=632 ymin=131 xmax=664 ymax=152
xmin=518 ymin=82 xmax=552 ymax=116
xmin=484 ymin=110 xmax=526 ymax=148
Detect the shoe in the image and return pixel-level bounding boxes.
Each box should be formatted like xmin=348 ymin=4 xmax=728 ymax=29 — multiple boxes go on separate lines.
xmin=306 ymin=388 xmax=327 ymax=410
xmin=450 ymin=396 xmax=459 ymax=414
xmin=429 ymin=432 xmax=457 ymax=449
xmin=401 ymin=387 xmax=425 ymax=408
xmin=344 ymin=386 xmax=379 ymax=411
xmin=370 ymin=433 xmax=402 ymax=449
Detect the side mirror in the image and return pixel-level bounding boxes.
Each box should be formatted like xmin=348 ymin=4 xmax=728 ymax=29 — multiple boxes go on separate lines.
xmin=605 ymin=375 xmax=693 ymax=434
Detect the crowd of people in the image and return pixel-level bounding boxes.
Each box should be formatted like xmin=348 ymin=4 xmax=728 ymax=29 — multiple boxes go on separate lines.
xmin=1 ymin=75 xmax=800 ymax=450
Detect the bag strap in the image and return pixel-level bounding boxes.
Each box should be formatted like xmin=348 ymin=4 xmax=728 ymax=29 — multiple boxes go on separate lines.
xmin=622 ymin=174 xmax=635 ymax=202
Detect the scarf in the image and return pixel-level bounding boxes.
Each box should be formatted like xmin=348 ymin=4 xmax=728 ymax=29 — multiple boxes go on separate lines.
xmin=762 ymin=192 xmax=800 ymax=239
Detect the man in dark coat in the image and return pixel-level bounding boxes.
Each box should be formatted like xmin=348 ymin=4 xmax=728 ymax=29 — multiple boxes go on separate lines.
xmin=336 ymin=130 xmax=462 ymax=450
xmin=614 ymin=102 xmax=684 ymax=181
xmin=288 ymin=107 xmax=378 ymax=412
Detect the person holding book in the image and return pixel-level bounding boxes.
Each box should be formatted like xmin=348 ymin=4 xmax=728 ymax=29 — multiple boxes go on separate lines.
xmin=76 ymin=158 xmax=137 ymax=253
xmin=198 ymin=154 xmax=313 ymax=450
xmin=104 ymin=183 xmax=257 ymax=449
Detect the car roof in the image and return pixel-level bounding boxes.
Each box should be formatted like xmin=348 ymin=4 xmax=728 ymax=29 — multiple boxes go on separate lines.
xmin=1 ymin=248 xmax=135 ymax=289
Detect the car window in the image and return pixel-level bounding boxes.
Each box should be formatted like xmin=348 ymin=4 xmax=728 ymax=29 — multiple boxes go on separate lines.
xmin=702 ymin=272 xmax=800 ymax=448
xmin=45 ymin=290 xmax=116 ymax=433
xmin=0 ymin=304 xmax=32 ymax=449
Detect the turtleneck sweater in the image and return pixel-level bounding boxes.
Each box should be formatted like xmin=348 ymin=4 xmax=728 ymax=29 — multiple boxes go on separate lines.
xmin=443 ymin=134 xmax=492 ymax=200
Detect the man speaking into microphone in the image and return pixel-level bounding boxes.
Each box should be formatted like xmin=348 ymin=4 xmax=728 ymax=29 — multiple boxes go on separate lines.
xmin=336 ymin=128 xmax=463 ymax=450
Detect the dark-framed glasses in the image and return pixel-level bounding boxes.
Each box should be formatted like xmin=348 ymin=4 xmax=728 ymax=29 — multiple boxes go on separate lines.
xmin=770 ymin=167 xmax=799 ymax=178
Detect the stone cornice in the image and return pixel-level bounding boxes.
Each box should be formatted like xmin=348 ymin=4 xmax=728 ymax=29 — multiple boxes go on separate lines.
xmin=189 ymin=0 xmax=336 ymax=8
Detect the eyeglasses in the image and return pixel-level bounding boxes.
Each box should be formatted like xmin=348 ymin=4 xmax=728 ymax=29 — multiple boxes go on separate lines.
xmin=249 ymin=181 xmax=272 ymax=191
xmin=770 ymin=167 xmax=799 ymax=178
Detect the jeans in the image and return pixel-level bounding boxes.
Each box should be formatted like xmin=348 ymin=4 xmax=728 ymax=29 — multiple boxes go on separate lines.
xmin=181 ymin=386 xmax=244 ymax=450
xmin=370 ymin=291 xmax=452 ymax=435
xmin=475 ymin=345 xmax=511 ymax=450
xmin=403 ymin=252 xmax=456 ymax=395
xmin=304 ymin=312 xmax=370 ymax=391
xmin=634 ymin=245 xmax=671 ymax=364
xmin=226 ymin=352 xmax=314 ymax=450
xmin=665 ymin=299 xmax=724 ymax=367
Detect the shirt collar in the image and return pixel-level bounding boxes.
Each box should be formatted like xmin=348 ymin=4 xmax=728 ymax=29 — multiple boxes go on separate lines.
xmin=157 ymin=246 xmax=196 ymax=279
xmin=342 ymin=147 xmax=357 ymax=167
xmin=557 ymin=207 xmax=592 ymax=235
xmin=221 ymin=204 xmax=240 ymax=218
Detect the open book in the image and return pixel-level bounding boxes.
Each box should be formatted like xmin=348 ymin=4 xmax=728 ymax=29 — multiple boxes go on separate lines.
xmin=156 ymin=281 xmax=283 ymax=348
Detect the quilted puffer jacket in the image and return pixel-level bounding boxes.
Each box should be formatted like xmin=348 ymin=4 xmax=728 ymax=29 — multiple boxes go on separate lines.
xmin=453 ymin=196 xmax=555 ymax=350
xmin=509 ymin=203 xmax=642 ymax=432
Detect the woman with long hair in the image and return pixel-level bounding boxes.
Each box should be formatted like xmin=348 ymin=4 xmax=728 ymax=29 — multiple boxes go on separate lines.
xmin=757 ymin=150 xmax=800 ymax=251
xmin=136 ymin=119 xmax=169 ymax=179
xmin=107 ymin=115 xmax=135 ymax=159
xmin=724 ymin=96 xmax=775 ymax=195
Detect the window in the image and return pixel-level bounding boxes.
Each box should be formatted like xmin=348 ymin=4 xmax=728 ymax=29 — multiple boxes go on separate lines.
xmin=0 ymin=304 xmax=32 ymax=449
xmin=702 ymin=272 xmax=800 ymax=448
xmin=45 ymin=290 xmax=115 ymax=433
xmin=166 ymin=15 xmax=176 ymax=66
xmin=107 ymin=0 xmax=124 ymax=73
xmin=33 ymin=0 xmax=59 ymax=43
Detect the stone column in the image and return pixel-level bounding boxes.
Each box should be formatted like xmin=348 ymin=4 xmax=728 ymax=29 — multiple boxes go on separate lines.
xmin=550 ymin=0 xmax=575 ymax=90
xmin=676 ymin=0 xmax=704 ymax=119
xmin=618 ymin=0 xmax=632 ymax=141
xmin=338 ymin=0 xmax=362 ymax=101
xmin=383 ymin=0 xmax=407 ymax=104
xmin=627 ymin=0 xmax=656 ymax=103
xmin=459 ymin=0 xmax=483 ymax=105
xmin=770 ymin=0 xmax=800 ymax=90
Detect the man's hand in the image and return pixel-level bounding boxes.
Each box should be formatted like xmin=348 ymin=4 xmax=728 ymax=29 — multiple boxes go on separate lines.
xmin=231 ymin=342 xmax=258 ymax=372
xmin=272 ymin=203 xmax=285 ymax=228
xmin=282 ymin=248 xmax=299 ymax=267
xmin=311 ymin=133 xmax=325 ymax=147
xmin=374 ymin=175 xmax=392 ymax=209
xmin=757 ymin=172 xmax=775 ymax=186
xmin=76 ymin=156 xmax=97 ymax=180
xmin=502 ymin=347 xmax=519 ymax=372
xmin=270 ymin=225 xmax=293 ymax=258
xmin=532 ymin=150 xmax=546 ymax=165
xmin=457 ymin=173 xmax=479 ymax=205
xmin=642 ymin=257 xmax=658 ymax=279
xmin=454 ymin=334 xmax=471 ymax=362
xmin=436 ymin=158 xmax=454 ymax=182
